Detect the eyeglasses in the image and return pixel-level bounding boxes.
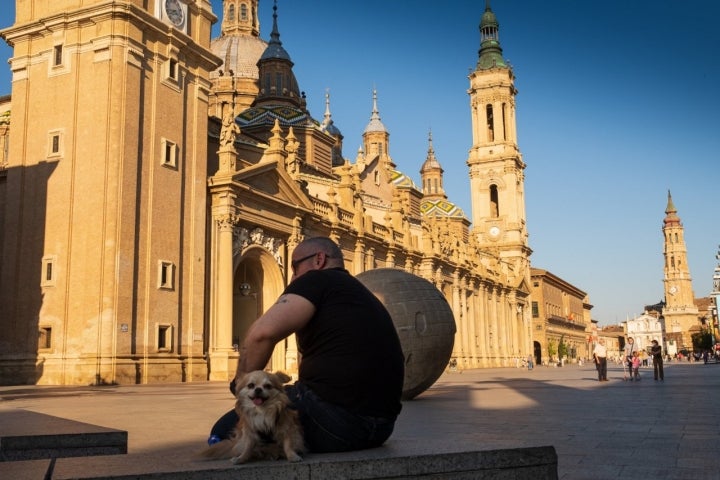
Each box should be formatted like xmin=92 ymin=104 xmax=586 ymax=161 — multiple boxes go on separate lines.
xmin=291 ymin=252 xmax=319 ymax=273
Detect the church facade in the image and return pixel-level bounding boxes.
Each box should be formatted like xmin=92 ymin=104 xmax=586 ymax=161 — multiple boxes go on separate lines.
xmin=0 ymin=0 xmax=532 ymax=385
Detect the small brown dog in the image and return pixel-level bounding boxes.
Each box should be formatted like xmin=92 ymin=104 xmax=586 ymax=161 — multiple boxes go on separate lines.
xmin=200 ymin=370 xmax=304 ymax=464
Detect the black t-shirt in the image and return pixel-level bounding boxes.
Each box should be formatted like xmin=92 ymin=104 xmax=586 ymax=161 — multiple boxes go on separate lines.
xmin=284 ymin=268 xmax=404 ymax=418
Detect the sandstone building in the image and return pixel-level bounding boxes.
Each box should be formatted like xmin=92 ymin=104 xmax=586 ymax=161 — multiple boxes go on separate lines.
xmin=0 ymin=1 xmax=533 ymax=385
xmin=530 ymin=268 xmax=593 ymax=365
xmin=661 ymin=191 xmax=700 ymax=350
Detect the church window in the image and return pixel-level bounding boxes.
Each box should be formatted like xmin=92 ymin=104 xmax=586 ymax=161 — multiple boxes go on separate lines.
xmin=53 ymin=45 xmax=63 ymax=66
xmin=41 ymin=255 xmax=57 ymax=287
xmin=157 ymin=324 xmax=173 ymax=352
xmin=48 ymin=130 xmax=63 ymax=158
xmin=240 ymin=3 xmax=248 ymax=21
xmin=161 ymin=138 xmax=178 ymax=168
xmin=433 ymin=178 xmax=439 ymax=193
xmin=158 ymin=260 xmax=175 ymax=290
xmin=490 ymin=184 xmax=499 ymax=218
xmin=168 ymin=58 xmax=178 ymax=81
xmin=486 ymin=104 xmax=494 ymax=142
xmin=263 ymin=73 xmax=271 ymax=94
xmin=275 ymin=73 xmax=283 ymax=93
xmin=674 ymin=232 xmax=678 ymax=242
xmin=501 ymin=103 xmax=507 ymax=140
xmin=375 ymin=170 xmax=380 ymax=185
xmin=228 ymin=4 xmax=235 ymax=22
xmin=39 ymin=326 xmax=52 ymax=350
xmin=531 ymin=301 xmax=539 ymax=318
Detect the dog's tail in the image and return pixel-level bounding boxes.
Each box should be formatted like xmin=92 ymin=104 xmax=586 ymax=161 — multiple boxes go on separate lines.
xmin=196 ymin=439 xmax=236 ymax=460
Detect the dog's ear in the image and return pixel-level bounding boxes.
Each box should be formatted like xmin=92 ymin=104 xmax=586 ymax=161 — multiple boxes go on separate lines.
xmin=273 ymin=371 xmax=292 ymax=384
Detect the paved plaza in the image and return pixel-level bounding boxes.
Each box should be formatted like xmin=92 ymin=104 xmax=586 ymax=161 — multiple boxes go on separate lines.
xmin=1 ymin=360 xmax=719 ymax=479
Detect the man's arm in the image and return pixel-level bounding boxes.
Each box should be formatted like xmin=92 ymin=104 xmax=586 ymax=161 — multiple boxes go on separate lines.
xmin=233 ymin=293 xmax=315 ymax=380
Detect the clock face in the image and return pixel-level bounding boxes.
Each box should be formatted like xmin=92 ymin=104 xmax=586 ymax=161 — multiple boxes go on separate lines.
xmin=489 ymin=226 xmax=500 ymax=237
xmin=164 ymin=0 xmax=185 ymax=27
xmin=669 ymin=285 xmax=677 ymax=295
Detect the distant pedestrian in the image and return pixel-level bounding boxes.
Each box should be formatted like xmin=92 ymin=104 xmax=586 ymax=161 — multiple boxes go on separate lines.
xmin=624 ymin=337 xmax=638 ymax=377
xmin=650 ymin=340 xmax=664 ymax=381
xmin=592 ymin=339 xmax=608 ymax=382
xmin=527 ymin=354 xmax=534 ymax=370
xmin=631 ymin=351 xmax=641 ymax=381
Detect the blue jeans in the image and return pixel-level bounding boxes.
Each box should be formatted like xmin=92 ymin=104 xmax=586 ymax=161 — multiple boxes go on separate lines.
xmin=211 ymin=381 xmax=396 ymax=453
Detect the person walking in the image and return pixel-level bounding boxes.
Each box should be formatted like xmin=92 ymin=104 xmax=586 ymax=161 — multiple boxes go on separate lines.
xmin=650 ymin=339 xmax=664 ymax=381
xmin=592 ymin=339 xmax=608 ymax=381
xmin=631 ymin=351 xmax=642 ymax=381
xmin=624 ymin=337 xmax=638 ymax=380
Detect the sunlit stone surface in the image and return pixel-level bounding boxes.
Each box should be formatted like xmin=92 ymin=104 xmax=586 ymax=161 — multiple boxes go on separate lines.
xmin=357 ymin=268 xmax=456 ymax=400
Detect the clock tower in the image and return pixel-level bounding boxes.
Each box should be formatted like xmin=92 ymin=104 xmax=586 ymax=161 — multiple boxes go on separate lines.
xmin=467 ymin=4 xmax=530 ymax=283
xmin=0 ymin=0 xmax=221 ymax=384
xmin=662 ymin=191 xmax=699 ymax=349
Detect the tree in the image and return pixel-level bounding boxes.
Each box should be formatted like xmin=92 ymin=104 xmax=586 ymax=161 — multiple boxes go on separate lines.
xmin=558 ymin=336 xmax=568 ymax=359
xmin=547 ymin=340 xmax=557 ymax=359
xmin=692 ymin=328 xmax=713 ymax=352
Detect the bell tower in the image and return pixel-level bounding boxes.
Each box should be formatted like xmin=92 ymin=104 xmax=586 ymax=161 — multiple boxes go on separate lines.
xmin=662 ymin=191 xmax=699 ymax=349
xmin=0 ymin=0 xmax=221 ymax=384
xmin=467 ymin=3 xmax=530 ymax=280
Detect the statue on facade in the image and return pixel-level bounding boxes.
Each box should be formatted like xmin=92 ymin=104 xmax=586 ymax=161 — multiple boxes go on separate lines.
xmin=219 ymin=109 xmax=240 ymax=147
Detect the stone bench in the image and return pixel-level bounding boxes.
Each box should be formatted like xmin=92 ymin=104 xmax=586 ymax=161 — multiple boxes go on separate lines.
xmin=0 ymin=409 xmax=557 ymax=479
xmin=0 ymin=410 xmax=127 ymax=462
xmin=2 ymin=445 xmax=557 ymax=479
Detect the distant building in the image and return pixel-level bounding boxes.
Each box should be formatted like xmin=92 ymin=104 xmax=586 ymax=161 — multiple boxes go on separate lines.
xmin=624 ymin=313 xmax=665 ymax=355
xmin=530 ymin=268 xmax=593 ymax=365
xmin=661 ymin=191 xmax=701 ymax=349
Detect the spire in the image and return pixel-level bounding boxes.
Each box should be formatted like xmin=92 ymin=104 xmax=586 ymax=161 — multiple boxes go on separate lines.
xmin=323 ymin=89 xmax=331 ymax=122
xmin=320 ymin=89 xmax=342 ymax=135
xmin=420 ymin=130 xmax=445 ymax=199
xmin=664 ymin=190 xmax=681 ymax=226
xmin=253 ymin=0 xmax=303 ymax=108
xmin=363 ymin=88 xmax=387 ymax=133
xmin=476 ymin=1 xmax=508 ymax=70
xmin=421 ymin=130 xmax=443 ymax=172
xmin=260 ymin=1 xmax=291 ymax=62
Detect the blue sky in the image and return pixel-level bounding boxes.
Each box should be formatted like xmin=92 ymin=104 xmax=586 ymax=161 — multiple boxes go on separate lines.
xmin=1 ymin=1 xmax=719 ymax=326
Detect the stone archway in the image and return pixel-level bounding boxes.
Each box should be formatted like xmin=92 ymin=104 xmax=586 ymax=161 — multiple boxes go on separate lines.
xmin=232 ymin=245 xmax=288 ymax=372
xmin=533 ymin=341 xmax=542 ymax=366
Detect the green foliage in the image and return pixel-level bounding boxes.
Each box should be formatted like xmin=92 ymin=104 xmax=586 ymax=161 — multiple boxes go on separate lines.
xmin=692 ymin=328 xmax=714 ymax=351
xmin=558 ymin=336 xmax=568 ymax=358
xmin=547 ymin=340 xmax=557 ymax=357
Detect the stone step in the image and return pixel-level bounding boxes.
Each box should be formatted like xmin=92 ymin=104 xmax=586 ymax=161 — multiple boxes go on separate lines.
xmin=2 ymin=445 xmax=557 ymax=479
xmin=0 ymin=410 xmax=127 ymax=462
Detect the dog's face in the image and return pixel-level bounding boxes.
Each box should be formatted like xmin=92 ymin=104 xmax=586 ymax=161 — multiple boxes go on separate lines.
xmin=235 ymin=370 xmax=291 ymax=410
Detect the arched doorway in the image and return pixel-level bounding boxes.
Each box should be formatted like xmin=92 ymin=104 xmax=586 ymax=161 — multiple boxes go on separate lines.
xmin=533 ymin=341 xmax=542 ymax=366
xmin=232 ymin=245 xmax=288 ymax=371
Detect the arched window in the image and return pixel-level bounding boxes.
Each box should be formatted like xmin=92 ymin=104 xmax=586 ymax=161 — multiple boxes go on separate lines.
xmin=486 ymin=104 xmax=494 ymax=142
xmin=501 ymin=103 xmax=507 ymax=140
xmin=228 ymin=4 xmax=235 ymax=21
xmin=240 ymin=3 xmax=248 ymax=21
xmin=490 ymin=184 xmax=499 ymax=218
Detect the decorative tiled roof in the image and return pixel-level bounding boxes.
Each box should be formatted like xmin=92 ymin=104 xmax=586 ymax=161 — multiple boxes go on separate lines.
xmin=420 ymin=199 xmax=466 ymax=218
xmin=390 ymin=169 xmax=418 ymax=189
xmin=237 ymin=105 xmax=313 ymax=128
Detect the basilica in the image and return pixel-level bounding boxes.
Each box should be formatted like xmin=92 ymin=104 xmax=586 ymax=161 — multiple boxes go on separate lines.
xmin=0 ymin=0 xmax=534 ymax=385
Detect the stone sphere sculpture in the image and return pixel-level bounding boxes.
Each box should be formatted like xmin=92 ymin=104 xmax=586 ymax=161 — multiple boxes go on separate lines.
xmin=356 ymin=268 xmax=456 ymax=400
